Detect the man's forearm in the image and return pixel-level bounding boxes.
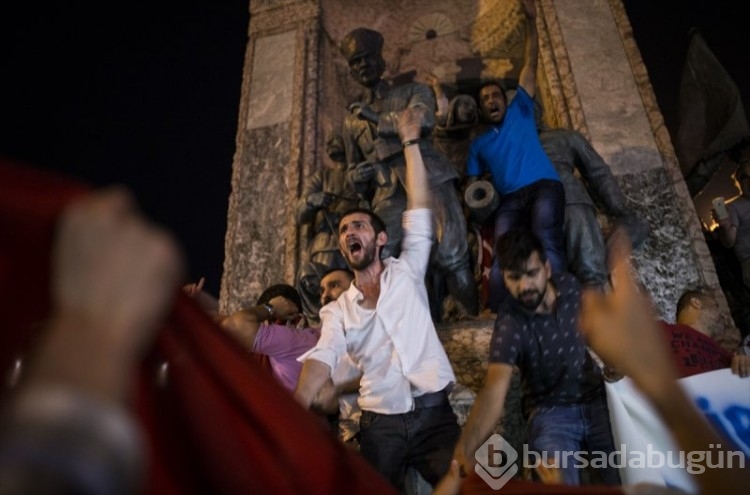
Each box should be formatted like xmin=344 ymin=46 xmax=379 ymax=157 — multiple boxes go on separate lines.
xmin=294 ymin=359 xmax=332 ymax=409
xmin=518 ymin=1 xmax=539 ymax=94
xmin=404 ymin=144 xmax=429 ymax=210
xmin=27 ymin=314 xmax=136 ymax=405
xmin=219 ymin=306 xmax=270 ymax=352
xmin=453 ymin=364 xmax=512 ymax=470
xmin=455 ymin=387 xmax=506 ymax=464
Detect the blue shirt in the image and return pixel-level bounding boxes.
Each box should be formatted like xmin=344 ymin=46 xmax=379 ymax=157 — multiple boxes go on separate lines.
xmin=466 ymin=87 xmax=560 ymax=195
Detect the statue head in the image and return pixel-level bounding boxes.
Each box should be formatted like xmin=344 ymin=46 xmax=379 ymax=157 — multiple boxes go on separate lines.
xmin=326 ymin=132 xmax=346 ymax=164
xmin=340 ymin=28 xmax=386 ymax=88
xmin=445 ymin=95 xmax=479 ymax=129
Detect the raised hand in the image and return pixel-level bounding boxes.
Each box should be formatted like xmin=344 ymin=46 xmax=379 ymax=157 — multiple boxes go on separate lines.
xmin=183 ymin=277 xmax=206 ymax=298
xmin=53 ymin=187 xmax=184 ymax=359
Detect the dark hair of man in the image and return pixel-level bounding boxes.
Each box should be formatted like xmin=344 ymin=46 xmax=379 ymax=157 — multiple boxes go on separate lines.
xmin=257 ymin=284 xmax=302 ymax=310
xmin=321 ymin=266 xmax=354 ymax=282
xmin=675 ymin=288 xmax=710 ymax=320
xmin=495 ymin=230 xmax=547 ymax=273
xmin=477 ymin=80 xmax=507 ymax=104
xmin=339 ymin=207 xmax=387 ymax=235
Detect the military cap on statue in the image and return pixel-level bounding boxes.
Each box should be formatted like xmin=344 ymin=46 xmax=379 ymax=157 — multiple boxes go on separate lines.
xmin=339 ymin=27 xmax=384 ymax=62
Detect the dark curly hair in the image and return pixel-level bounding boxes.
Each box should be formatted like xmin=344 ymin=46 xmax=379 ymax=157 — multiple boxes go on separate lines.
xmin=257 ymin=284 xmax=301 ymax=311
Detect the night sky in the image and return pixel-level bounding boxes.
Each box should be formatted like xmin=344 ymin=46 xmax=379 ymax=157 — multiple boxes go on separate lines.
xmin=2 ymin=1 xmax=747 ymax=295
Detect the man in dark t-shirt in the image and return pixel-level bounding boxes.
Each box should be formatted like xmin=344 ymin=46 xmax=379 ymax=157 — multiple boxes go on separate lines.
xmin=449 ymin=230 xmax=619 ymax=486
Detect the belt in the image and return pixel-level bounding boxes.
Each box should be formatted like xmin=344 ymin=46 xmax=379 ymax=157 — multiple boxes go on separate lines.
xmin=413 ymin=388 xmax=449 ymax=409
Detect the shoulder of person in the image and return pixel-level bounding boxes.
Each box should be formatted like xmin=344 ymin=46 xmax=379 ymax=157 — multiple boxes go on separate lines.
xmin=553 ymin=271 xmax=581 ymax=294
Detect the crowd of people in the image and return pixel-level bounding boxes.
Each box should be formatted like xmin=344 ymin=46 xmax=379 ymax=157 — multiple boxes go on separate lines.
xmin=2 ymin=0 xmax=749 ymax=494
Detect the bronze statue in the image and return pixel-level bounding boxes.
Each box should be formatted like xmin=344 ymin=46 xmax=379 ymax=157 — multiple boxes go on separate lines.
xmin=433 ymin=94 xmax=479 ymax=181
xmin=539 ymin=127 xmax=650 ymax=287
xmin=339 ymin=27 xmax=478 ymax=318
xmin=296 ymin=133 xmax=360 ymax=322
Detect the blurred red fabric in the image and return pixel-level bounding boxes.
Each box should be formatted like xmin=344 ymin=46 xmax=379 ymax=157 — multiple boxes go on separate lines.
xmin=0 ymin=159 xmax=626 ymax=495
xmin=0 ymin=159 xmax=395 ymax=495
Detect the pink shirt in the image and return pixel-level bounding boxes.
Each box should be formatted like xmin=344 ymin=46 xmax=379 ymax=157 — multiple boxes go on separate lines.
xmin=253 ymin=323 xmax=320 ymax=391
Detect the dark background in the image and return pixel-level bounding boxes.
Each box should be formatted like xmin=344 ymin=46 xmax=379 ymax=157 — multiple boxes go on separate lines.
xmin=1 ymin=1 xmax=747 ymax=296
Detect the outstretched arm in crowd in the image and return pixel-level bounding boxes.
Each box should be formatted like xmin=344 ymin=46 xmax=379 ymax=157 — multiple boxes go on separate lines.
xmin=219 ymin=296 xmax=300 ymax=353
xmin=437 ymin=363 xmax=514 ymax=494
xmin=393 ymin=105 xmax=430 ymax=210
xmin=580 ymin=231 xmax=750 ymax=495
xmin=183 ymin=278 xmax=302 ymax=353
xmin=517 ymin=0 xmax=539 ymax=97
xmin=0 ymin=188 xmax=184 ymax=495
xmin=183 ymin=277 xmax=221 ymax=320
xmin=32 ymin=188 xmax=184 ymax=404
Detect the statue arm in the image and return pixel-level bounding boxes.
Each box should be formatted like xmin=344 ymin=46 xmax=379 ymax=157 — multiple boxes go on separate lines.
xmin=570 ymin=131 xmax=629 ymax=216
xmin=377 ymin=84 xmax=437 ymax=138
xmin=296 ymin=170 xmax=325 ymax=225
xmin=342 ymin=115 xmax=375 ymax=199
xmin=685 ymin=154 xmax=726 ymax=196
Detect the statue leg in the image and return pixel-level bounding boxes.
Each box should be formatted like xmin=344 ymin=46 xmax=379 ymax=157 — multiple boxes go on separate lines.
xmin=430 ymin=182 xmax=479 ymax=317
xmin=565 ymin=204 xmax=608 ymax=288
xmin=296 ymin=261 xmax=328 ymax=324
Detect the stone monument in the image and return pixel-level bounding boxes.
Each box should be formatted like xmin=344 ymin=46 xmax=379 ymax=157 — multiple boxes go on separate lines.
xmin=219 ymin=0 xmax=742 ymax=463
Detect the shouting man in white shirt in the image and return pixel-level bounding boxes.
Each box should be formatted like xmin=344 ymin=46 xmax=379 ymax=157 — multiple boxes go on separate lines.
xmin=294 ymin=105 xmax=459 ymax=490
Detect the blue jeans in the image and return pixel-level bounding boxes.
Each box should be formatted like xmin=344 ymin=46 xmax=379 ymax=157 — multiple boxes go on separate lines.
xmin=358 ymin=401 xmax=460 ymax=490
xmin=488 ymin=179 xmax=566 ymax=311
xmin=526 ymin=390 xmax=620 ymax=485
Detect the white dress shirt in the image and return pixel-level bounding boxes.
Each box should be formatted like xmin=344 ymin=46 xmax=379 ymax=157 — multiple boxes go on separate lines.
xmin=304 ymin=208 xmax=455 ymax=414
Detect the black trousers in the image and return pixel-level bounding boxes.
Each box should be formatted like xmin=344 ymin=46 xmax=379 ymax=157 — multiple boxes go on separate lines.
xmin=358 ymin=397 xmax=460 ymax=491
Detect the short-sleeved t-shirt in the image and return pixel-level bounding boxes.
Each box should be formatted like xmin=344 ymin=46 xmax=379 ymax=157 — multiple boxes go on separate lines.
xmin=466 ymin=87 xmax=559 ymax=195
xmin=254 ymin=323 xmax=320 ymax=392
xmin=490 ymin=273 xmax=602 ymax=414
xmin=661 ymin=322 xmax=733 ymax=378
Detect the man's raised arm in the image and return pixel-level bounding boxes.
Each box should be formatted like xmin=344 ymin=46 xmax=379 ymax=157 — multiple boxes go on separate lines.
xmin=517 ymin=0 xmax=539 ymax=97
xmin=393 ymin=106 xmax=430 ymax=210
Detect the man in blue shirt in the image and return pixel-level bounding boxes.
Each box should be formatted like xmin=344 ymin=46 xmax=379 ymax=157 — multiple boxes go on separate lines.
xmin=466 ymin=0 xmax=565 ymax=311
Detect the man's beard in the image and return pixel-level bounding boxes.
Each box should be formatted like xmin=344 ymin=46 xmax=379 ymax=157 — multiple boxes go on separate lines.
xmin=516 ymin=287 xmax=546 ymax=311
xmin=345 ymin=241 xmax=378 ymax=271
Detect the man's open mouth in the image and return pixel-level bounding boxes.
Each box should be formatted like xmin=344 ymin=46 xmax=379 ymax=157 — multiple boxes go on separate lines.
xmin=348 ymin=240 xmax=362 ymax=255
